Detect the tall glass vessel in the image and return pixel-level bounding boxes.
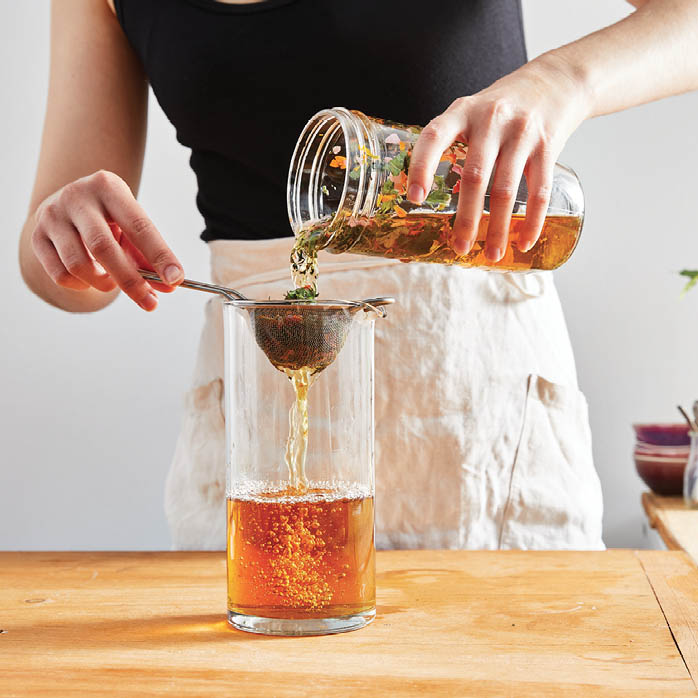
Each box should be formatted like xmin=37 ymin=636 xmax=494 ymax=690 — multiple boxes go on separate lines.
xmin=288 ymin=107 xmax=584 ymax=272
xmin=223 ymin=299 xmax=377 ymax=636
xmin=684 ymin=431 xmax=698 ymax=508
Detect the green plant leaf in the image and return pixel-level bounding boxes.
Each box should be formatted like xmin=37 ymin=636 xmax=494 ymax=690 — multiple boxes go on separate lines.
xmin=680 ymin=269 xmax=698 ymax=296
xmin=381 ymin=179 xmax=396 ymax=195
xmin=386 ymin=150 xmax=408 ymax=176
xmin=424 ymin=175 xmax=452 ymax=210
xmin=285 ymin=286 xmax=318 ymax=301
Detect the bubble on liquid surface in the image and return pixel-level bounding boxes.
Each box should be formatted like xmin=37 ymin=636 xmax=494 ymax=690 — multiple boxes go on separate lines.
xmin=227 ymin=480 xmax=371 ymax=504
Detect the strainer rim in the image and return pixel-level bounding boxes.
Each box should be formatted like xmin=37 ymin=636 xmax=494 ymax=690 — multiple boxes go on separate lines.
xmin=224 ymin=298 xmax=392 ymax=318
xmin=224 ymin=299 xmax=363 ymax=309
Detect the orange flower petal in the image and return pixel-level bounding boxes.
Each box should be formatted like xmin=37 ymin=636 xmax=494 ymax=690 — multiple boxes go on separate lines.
xmin=329 ymin=156 xmax=347 ymax=169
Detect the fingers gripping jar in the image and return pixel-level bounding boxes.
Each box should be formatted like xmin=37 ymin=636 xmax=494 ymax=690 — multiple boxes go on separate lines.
xmin=287 ymin=107 xmax=584 ymax=272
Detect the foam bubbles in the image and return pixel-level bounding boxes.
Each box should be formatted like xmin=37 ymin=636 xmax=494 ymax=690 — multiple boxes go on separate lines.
xmin=227 ymin=479 xmax=372 ymax=504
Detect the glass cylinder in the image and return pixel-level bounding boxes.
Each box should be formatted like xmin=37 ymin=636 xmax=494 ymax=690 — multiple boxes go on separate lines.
xmin=287 ymin=107 xmax=584 ymax=272
xmin=684 ymin=432 xmax=698 ymax=508
xmin=223 ymin=299 xmax=377 ymax=636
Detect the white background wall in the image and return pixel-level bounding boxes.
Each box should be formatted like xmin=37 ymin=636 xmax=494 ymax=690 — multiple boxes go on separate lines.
xmin=1 ymin=1 xmax=696 ymax=550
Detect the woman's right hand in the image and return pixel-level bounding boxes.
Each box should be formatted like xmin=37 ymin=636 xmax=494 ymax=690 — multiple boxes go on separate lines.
xmin=31 ymin=170 xmax=184 ymax=311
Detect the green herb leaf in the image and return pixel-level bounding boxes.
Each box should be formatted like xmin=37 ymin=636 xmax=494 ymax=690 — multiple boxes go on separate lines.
xmin=381 ymin=179 xmax=396 ymax=195
xmin=386 ymin=150 xmax=408 ymax=176
xmin=680 ymin=269 xmax=698 ymax=295
xmin=285 ymin=286 xmax=318 ymax=301
xmin=424 ymin=176 xmax=452 ymax=210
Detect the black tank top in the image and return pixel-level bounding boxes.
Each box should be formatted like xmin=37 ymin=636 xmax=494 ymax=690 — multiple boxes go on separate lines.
xmin=114 ymin=0 xmax=527 ymax=242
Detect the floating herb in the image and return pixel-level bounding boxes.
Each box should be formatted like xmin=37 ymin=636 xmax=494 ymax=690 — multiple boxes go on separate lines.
xmin=423 ymin=175 xmax=452 ymax=210
xmin=329 ymin=155 xmax=346 ymax=169
xmin=386 ymin=149 xmax=408 ymax=177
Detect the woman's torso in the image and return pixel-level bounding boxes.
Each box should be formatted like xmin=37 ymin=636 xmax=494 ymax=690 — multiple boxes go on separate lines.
xmin=114 ymin=0 xmax=527 ymax=241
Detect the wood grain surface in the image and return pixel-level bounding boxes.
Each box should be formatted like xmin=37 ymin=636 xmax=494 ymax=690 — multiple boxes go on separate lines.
xmin=638 ymin=551 xmax=698 ymax=690
xmin=1 ymin=550 xmax=697 ymax=697
xmin=642 ymin=492 xmax=698 ymax=565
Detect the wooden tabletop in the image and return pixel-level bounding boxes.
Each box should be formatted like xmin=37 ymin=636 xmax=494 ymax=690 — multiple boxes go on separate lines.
xmin=2 ymin=550 xmax=698 ymax=697
xmin=642 ymin=492 xmax=698 ymax=565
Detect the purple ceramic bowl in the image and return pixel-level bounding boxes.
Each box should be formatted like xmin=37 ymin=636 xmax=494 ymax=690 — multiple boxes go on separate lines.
xmin=633 ymin=423 xmax=691 ymax=447
xmin=634 ymin=453 xmax=687 ymax=495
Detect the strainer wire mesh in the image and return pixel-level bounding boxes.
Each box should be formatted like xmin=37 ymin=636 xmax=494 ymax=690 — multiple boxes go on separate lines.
xmin=242 ymin=302 xmax=358 ymax=374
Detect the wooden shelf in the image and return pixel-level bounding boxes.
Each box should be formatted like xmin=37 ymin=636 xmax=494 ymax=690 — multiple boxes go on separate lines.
xmin=642 ymin=491 xmax=698 ymax=565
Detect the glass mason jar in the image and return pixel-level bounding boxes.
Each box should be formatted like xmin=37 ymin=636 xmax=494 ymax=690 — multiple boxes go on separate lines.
xmin=223 ymin=299 xmax=378 ymax=636
xmin=684 ymin=432 xmax=698 ymax=508
xmin=287 ymin=107 xmax=584 ymax=272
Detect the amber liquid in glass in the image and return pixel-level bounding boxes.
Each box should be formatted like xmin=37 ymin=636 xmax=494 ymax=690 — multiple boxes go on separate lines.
xmin=227 ymin=483 xmax=375 ymax=619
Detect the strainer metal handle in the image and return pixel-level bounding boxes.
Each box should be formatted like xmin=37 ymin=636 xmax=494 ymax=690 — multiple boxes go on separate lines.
xmin=138 ymin=269 xmax=248 ymax=301
xmin=139 ymin=269 xmax=395 ymax=317
xmin=356 ymin=297 xmax=395 ymax=318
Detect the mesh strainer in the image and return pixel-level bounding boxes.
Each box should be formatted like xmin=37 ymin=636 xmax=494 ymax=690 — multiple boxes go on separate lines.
xmin=235 ymin=299 xmax=391 ymax=374
xmin=139 ymin=269 xmax=393 ymax=373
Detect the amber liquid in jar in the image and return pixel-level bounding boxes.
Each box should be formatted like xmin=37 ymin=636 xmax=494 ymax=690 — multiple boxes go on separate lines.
xmin=293 ymin=211 xmax=582 ymax=283
xmin=343 ymin=212 xmax=581 ymax=271
xmin=227 ymin=482 xmax=375 ymax=619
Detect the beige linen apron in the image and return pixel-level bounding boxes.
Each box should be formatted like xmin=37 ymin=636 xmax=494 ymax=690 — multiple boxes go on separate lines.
xmin=165 ymin=237 xmax=604 ymax=551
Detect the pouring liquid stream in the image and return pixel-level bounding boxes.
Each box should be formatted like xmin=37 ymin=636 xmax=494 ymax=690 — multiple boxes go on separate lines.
xmin=283 ymin=366 xmax=314 ymax=491
xmin=281 ymin=241 xmax=322 ymax=493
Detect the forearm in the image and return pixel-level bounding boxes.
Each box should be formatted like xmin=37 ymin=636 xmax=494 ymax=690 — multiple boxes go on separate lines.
xmin=19 ymin=0 xmax=175 ymax=314
xmin=530 ymin=0 xmax=698 ymax=119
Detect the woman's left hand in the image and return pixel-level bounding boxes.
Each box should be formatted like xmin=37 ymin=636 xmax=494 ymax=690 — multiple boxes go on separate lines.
xmin=406 ymin=56 xmax=590 ymax=261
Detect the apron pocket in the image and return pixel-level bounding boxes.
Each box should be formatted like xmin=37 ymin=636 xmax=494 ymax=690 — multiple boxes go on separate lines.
xmin=498 ymin=375 xmax=604 ymax=550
